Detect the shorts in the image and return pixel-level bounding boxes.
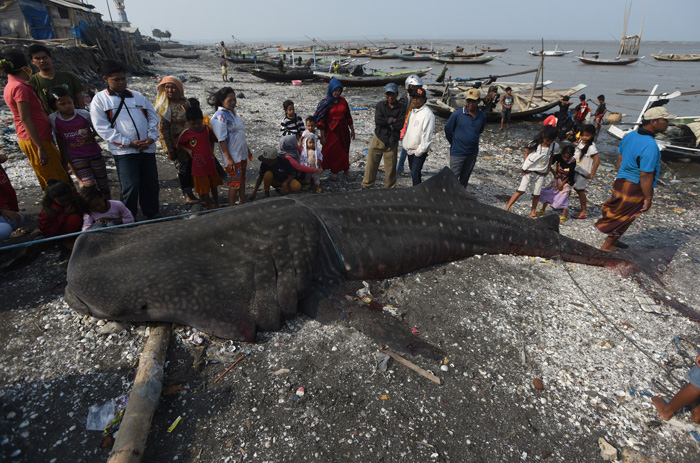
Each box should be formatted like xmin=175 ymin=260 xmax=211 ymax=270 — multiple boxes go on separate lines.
xmin=517 ymin=171 xmax=548 ymax=196
xmin=574 ymin=173 xmax=589 ymax=191
xmin=193 ymin=172 xmax=223 ymax=195
xmin=225 ymin=160 xmax=247 ymax=189
xmin=501 ymin=108 xmax=512 ymax=121
xmin=687 ymin=365 xmax=700 ymax=389
xmin=221 ymin=66 xmax=227 ymax=75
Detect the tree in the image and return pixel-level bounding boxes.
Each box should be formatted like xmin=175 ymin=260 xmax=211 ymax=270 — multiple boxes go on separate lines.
xmin=152 ymin=28 xmax=163 ymax=41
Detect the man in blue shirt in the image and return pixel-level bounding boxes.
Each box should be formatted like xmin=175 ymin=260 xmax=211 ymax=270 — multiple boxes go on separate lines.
xmin=444 ymin=88 xmax=486 ymax=188
xmin=595 ymin=106 xmax=674 ymax=252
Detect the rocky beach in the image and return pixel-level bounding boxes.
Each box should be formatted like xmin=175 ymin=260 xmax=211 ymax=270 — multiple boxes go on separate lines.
xmin=1 ymin=50 xmax=699 ymax=462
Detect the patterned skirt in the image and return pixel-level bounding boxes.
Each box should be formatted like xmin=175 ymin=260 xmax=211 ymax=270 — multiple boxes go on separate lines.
xmin=595 ymin=179 xmax=645 ymax=237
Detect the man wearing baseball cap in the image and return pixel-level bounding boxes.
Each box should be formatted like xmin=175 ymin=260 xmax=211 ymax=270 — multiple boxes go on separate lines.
xmin=444 ymin=87 xmax=486 ymax=188
xmin=362 ymin=82 xmax=406 ymax=189
xmin=595 ymin=106 xmax=675 ymax=252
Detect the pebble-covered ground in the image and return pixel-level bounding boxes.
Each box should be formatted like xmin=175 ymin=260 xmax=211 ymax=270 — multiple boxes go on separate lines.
xmin=1 ymin=49 xmax=699 ymax=462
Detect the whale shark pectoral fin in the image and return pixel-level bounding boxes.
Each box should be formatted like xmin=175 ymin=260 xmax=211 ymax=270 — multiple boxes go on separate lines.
xmin=536 ymin=214 xmax=561 ymax=233
xmin=300 ymin=282 xmax=446 ymax=361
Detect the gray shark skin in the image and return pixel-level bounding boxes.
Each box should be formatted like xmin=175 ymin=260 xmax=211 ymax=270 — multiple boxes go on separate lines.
xmin=65 ymin=168 xmax=649 ymax=341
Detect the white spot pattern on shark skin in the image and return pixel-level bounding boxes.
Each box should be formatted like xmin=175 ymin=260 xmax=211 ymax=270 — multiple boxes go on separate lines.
xmin=422 ymin=221 xmax=427 ymax=226
xmin=440 ymin=222 xmax=444 ymax=228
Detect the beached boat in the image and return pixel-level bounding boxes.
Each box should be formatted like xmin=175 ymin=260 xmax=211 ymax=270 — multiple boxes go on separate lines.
xmin=313 ymin=67 xmax=432 ymax=87
xmin=650 ymin=53 xmax=700 ymax=62
xmin=577 ymin=56 xmax=639 ymax=65
xmin=158 ymin=52 xmax=199 ymax=60
xmin=431 ymin=55 xmax=495 ymax=65
xmin=250 ymin=69 xmax=318 ymax=82
xmin=607 ymin=85 xmax=700 ymax=161
xmin=427 ymin=83 xmax=587 ymax=121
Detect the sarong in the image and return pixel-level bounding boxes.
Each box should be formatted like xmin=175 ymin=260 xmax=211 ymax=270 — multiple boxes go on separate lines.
xmin=595 ymin=179 xmax=644 ymax=237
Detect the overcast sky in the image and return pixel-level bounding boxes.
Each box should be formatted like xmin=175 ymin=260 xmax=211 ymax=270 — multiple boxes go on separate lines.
xmin=91 ymin=0 xmax=699 ymax=43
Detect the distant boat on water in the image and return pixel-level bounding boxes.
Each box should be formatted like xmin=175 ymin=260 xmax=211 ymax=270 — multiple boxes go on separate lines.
xmin=651 ymin=53 xmax=700 ymax=62
xmin=577 ymin=3 xmax=642 ymax=66
xmin=527 ymin=44 xmax=572 ymax=57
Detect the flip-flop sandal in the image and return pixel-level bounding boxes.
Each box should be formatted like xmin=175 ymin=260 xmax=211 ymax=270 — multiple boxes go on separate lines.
xmin=560 ymin=216 xmax=568 ymax=223
xmin=572 ymin=213 xmax=588 ymax=219
xmin=536 ymin=210 xmax=546 ymax=216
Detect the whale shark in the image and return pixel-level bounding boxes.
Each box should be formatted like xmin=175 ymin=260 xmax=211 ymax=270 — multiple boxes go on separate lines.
xmin=65 ymin=168 xmax=664 ymax=344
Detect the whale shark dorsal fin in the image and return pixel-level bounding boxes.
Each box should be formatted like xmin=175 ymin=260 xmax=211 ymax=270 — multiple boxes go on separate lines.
xmin=537 ymin=214 xmax=561 ymax=233
xmin=415 ymin=167 xmax=476 ymax=200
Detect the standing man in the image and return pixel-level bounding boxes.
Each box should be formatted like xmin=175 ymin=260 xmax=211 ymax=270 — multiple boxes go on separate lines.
xmin=401 ymin=87 xmax=435 ymax=186
xmin=362 ymin=83 xmax=405 ymax=189
xmin=90 ymin=60 xmax=160 ymax=219
xmin=595 ymin=107 xmax=674 ymax=252
xmin=27 ymin=44 xmax=84 ymax=113
xmin=444 ymin=88 xmax=486 ymax=188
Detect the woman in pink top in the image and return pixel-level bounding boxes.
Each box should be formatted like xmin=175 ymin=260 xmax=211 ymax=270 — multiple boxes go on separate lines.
xmin=0 ymin=49 xmax=71 ymax=190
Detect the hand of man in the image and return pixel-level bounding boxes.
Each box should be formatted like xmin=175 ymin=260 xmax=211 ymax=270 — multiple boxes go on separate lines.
xmin=641 ymin=198 xmax=652 ymax=212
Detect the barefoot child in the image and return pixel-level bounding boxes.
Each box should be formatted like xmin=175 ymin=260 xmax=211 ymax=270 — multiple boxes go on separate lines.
xmin=81 ymin=185 xmax=134 ymax=230
xmin=505 ymin=126 xmax=558 ymax=218
xmin=652 ymin=354 xmax=700 ymax=424
xmin=177 ymin=106 xmax=222 ymax=209
xmin=280 ymin=100 xmax=304 ymax=137
xmin=571 ymin=124 xmax=600 ymax=219
xmin=301 ymin=133 xmax=323 ymax=193
xmin=537 ymin=144 xmax=576 ymax=222
xmin=47 ymin=86 xmax=110 ymax=198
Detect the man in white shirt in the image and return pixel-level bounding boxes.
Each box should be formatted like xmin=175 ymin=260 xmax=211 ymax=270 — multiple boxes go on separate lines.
xmin=401 ymin=87 xmax=435 ymax=185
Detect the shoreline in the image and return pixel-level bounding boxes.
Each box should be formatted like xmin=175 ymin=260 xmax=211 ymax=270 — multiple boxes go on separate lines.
xmin=0 ymin=52 xmax=699 ymax=462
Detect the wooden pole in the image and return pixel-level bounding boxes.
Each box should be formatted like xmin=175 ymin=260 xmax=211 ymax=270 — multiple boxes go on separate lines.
xmin=107 ymin=324 xmax=171 ymax=463
xmin=381 ymin=348 xmax=442 ymax=385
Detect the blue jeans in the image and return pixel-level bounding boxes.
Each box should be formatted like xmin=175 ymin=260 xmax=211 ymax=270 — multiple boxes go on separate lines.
xmin=113 ymin=153 xmax=160 ymax=218
xmin=449 ymin=154 xmax=478 ymax=188
xmin=407 ymin=154 xmax=427 ymax=186
xmin=396 ymin=148 xmax=408 ymax=173
xmin=0 ymin=213 xmax=25 ymax=242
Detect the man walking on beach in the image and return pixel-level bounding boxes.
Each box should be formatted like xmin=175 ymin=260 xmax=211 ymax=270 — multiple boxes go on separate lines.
xmin=595 ymin=107 xmax=674 ymax=252
xmin=27 ymin=44 xmax=84 ymax=113
xmin=362 ymin=83 xmax=405 ymax=189
xmin=444 ymin=88 xmax=486 ymax=188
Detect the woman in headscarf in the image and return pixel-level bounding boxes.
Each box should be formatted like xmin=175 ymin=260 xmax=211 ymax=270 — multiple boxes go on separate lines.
xmin=155 ymin=76 xmax=198 ymax=203
xmin=278 ymin=134 xmax=321 ymax=186
xmin=0 ymin=48 xmax=71 ymax=190
xmin=313 ymin=78 xmax=355 ymax=181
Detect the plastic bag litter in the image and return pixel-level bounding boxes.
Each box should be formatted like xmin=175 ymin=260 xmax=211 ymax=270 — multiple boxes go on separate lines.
xmin=86 ymin=400 xmax=115 ymax=431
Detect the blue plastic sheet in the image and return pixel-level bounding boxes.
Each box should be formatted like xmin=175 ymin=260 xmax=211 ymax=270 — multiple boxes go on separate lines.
xmin=18 ymin=0 xmax=55 ymax=40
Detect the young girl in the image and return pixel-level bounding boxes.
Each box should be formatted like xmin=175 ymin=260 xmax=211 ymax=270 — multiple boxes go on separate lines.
xmin=505 ymin=126 xmax=558 ymax=218
xmin=38 ymin=180 xmax=83 ymax=239
xmin=81 ymin=185 xmax=134 ymax=230
xmin=571 ymin=124 xmax=600 ymax=219
xmin=300 ymin=133 xmax=323 ymax=193
xmin=208 ymin=87 xmax=253 ymax=206
xmin=47 ymin=86 xmax=110 ymax=198
xmin=537 ymin=145 xmax=576 ymax=222
xmin=652 ymin=354 xmax=700 ymax=424
xmin=177 ymin=106 xmax=222 ymax=209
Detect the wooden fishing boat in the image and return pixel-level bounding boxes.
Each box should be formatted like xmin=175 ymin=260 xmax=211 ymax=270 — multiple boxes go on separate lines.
xmin=431 ymin=55 xmax=495 ymax=64
xmin=527 ymin=48 xmax=573 ymax=57
xmin=437 ymin=51 xmax=485 ymax=58
xmin=481 ymin=47 xmax=508 ymax=53
xmin=250 ymin=68 xmax=318 ymax=82
xmin=577 ymin=56 xmax=639 ymax=65
xmin=651 ymin=53 xmax=700 ymax=62
xmin=608 ymin=85 xmax=700 ymax=161
xmin=396 ymin=54 xmax=433 ymax=61
xmin=427 ymin=83 xmax=587 ymax=121
xmin=158 ymin=52 xmax=199 ymax=60
xmin=313 ymin=67 xmax=432 ymax=87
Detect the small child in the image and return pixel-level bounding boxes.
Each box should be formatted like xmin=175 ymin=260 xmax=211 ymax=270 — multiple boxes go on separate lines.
xmin=505 ymin=126 xmax=559 ymax=218
xmin=81 ymin=185 xmax=134 ymax=230
xmin=652 ymin=354 xmax=700 ymax=424
xmin=573 ymin=94 xmax=590 ymax=132
xmin=300 ymin=133 xmax=323 ymax=193
xmin=47 ymin=86 xmax=110 ymax=198
xmin=38 ymin=180 xmax=83 ymax=239
xmin=177 ymin=106 xmax=223 ymax=209
xmin=537 ymin=144 xmax=576 ymax=222
xmin=499 ymin=87 xmax=514 ymax=132
xmin=593 ymin=94 xmax=607 ymax=138
xmin=571 ymin=124 xmax=600 ymax=219
xmin=221 ymin=56 xmax=228 ymax=82
xmin=280 ymin=100 xmax=305 ymax=137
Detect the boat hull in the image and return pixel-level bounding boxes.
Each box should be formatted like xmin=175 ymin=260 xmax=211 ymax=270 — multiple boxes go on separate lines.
xmin=313 ymin=68 xmax=432 ymax=87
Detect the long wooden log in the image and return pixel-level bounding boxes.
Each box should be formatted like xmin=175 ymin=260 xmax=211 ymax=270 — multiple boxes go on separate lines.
xmin=107 ymin=324 xmax=171 ymax=463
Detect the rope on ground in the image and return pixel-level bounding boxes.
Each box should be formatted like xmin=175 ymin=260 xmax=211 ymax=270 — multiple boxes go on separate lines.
xmin=558 ymin=258 xmax=686 ymax=390
xmin=0 ymin=207 xmax=221 ymax=252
